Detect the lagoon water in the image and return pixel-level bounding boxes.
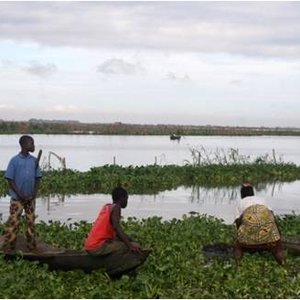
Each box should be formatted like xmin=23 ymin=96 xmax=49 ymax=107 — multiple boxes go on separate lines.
xmin=0 ymin=134 xmax=300 ymax=223
xmin=0 ymin=181 xmax=299 ymax=225
xmin=1 ymin=134 xmax=300 ymax=171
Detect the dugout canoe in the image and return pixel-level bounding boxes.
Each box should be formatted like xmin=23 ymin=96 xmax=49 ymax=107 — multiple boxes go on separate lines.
xmin=170 ymin=134 xmax=181 ymax=140
xmin=0 ymin=235 xmax=149 ymax=277
xmin=202 ymin=237 xmax=300 ymax=259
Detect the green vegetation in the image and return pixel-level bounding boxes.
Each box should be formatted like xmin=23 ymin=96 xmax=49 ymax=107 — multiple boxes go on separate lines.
xmin=1 ymin=119 xmax=300 ymax=136
xmin=1 ymin=214 xmax=300 ymax=298
xmin=1 ymin=145 xmax=300 ymax=298
xmin=1 ymin=162 xmax=300 ymax=196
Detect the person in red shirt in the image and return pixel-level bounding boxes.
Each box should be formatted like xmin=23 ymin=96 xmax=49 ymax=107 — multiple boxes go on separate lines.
xmin=84 ymin=187 xmax=143 ymax=256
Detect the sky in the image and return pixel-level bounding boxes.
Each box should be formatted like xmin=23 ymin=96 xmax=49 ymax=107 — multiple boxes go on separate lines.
xmin=0 ymin=1 xmax=300 ymax=127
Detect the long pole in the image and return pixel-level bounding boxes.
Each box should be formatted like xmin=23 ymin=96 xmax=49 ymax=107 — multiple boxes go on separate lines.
xmin=36 ymin=149 xmax=42 ymax=169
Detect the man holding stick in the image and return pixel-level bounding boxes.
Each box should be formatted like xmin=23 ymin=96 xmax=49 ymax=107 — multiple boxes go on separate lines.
xmin=2 ymin=135 xmax=42 ymax=252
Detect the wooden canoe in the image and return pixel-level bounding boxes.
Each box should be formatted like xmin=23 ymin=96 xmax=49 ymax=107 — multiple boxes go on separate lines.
xmin=0 ymin=235 xmax=149 ymax=277
xmin=202 ymin=237 xmax=300 ymax=259
xmin=170 ymin=134 xmax=181 ymax=140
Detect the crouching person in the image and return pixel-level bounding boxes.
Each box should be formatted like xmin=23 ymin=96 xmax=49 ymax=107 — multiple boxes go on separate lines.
xmin=233 ymin=184 xmax=284 ymax=265
xmin=84 ymin=187 xmax=148 ymax=276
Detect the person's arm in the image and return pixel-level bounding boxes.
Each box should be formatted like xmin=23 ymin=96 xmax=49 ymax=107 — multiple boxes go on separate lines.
xmin=7 ymin=179 xmax=25 ymax=201
xmin=32 ymin=177 xmax=41 ymax=200
xmin=234 ymin=199 xmax=243 ymax=228
xmin=5 ymin=159 xmax=26 ymax=200
xmin=234 ymin=214 xmax=242 ymax=229
xmin=27 ymin=159 xmax=42 ymax=202
xmin=270 ymin=210 xmax=282 ymax=236
xmin=111 ymin=204 xmax=142 ymax=253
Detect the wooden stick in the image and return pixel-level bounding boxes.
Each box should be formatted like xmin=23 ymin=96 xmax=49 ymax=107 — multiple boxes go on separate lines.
xmin=36 ymin=149 xmax=42 ymax=169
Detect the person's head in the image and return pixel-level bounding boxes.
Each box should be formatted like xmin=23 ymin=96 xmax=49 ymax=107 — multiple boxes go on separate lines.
xmin=112 ymin=187 xmax=128 ymax=208
xmin=19 ymin=135 xmax=35 ymax=153
xmin=240 ymin=183 xmax=254 ymax=199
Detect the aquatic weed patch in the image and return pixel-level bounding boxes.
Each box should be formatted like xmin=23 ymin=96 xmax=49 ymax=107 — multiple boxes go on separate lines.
xmin=1 ymin=215 xmax=300 ymax=298
xmin=31 ymin=163 xmax=300 ymax=194
xmin=1 ymin=162 xmax=300 ymax=196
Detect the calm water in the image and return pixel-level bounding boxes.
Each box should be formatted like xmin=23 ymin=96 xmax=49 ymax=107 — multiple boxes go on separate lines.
xmin=0 ymin=181 xmax=299 ymax=225
xmin=1 ymin=134 xmax=300 ymax=171
xmin=1 ymin=134 xmax=299 ymax=223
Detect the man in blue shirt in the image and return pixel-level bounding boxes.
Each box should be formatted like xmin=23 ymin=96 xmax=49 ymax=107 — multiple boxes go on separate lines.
xmin=2 ymin=135 xmax=42 ymax=252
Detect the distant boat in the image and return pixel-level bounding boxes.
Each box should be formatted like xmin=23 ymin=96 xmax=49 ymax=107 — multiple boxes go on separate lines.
xmin=170 ymin=134 xmax=181 ymax=140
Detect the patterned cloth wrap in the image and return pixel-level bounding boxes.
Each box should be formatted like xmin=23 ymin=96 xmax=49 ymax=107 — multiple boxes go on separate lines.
xmin=237 ymin=204 xmax=280 ymax=245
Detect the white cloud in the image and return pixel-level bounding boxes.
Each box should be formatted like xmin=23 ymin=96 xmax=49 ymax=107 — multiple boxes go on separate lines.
xmin=47 ymin=105 xmax=79 ymax=113
xmin=0 ymin=2 xmax=300 ymax=58
xmin=0 ymin=2 xmax=299 ymax=127
xmin=166 ymin=72 xmax=191 ymax=82
xmin=229 ymin=79 xmax=242 ymax=86
xmin=97 ymin=58 xmax=145 ymax=76
xmin=1 ymin=60 xmax=15 ymax=68
xmin=21 ymin=61 xmax=57 ymax=78
xmin=0 ymin=104 xmax=15 ymax=110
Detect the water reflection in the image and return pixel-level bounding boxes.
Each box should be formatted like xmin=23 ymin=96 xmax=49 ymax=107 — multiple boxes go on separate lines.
xmin=0 ymin=181 xmax=299 ymax=225
xmin=41 ymin=194 xmax=65 ymax=214
xmin=189 ymin=181 xmax=286 ymax=204
xmin=189 ymin=185 xmax=238 ymax=204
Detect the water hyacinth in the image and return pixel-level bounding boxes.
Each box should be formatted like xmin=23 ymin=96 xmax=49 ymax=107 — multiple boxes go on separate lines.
xmin=1 ymin=161 xmax=300 ymax=197
xmin=0 ymin=214 xmax=300 ymax=298
xmin=0 ymin=148 xmax=300 ymax=298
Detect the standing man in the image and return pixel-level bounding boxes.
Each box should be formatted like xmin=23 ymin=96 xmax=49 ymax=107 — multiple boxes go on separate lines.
xmin=2 ymin=135 xmax=42 ymax=252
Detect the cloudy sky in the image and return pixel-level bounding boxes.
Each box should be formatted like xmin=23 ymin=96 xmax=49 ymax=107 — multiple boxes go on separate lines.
xmin=0 ymin=1 xmax=300 ymax=127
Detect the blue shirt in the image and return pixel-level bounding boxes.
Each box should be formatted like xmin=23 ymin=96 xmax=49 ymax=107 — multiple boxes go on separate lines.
xmin=5 ymin=153 xmax=42 ymax=200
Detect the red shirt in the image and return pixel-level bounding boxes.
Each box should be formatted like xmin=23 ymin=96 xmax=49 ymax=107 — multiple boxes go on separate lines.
xmin=84 ymin=203 xmax=117 ymax=250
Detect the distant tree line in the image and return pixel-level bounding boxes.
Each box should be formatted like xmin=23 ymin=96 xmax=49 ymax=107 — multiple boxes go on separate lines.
xmin=0 ymin=120 xmax=300 ymax=136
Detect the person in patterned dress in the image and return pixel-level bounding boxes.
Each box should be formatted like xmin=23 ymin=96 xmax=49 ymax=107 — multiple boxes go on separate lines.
xmin=233 ymin=183 xmax=284 ymax=265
